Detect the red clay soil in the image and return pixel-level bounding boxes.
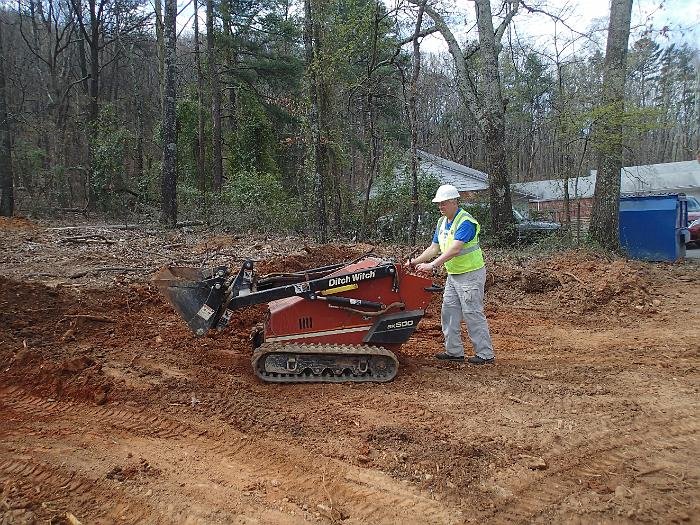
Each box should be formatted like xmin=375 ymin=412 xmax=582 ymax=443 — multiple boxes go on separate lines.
xmin=0 ymin=227 xmax=698 ymax=524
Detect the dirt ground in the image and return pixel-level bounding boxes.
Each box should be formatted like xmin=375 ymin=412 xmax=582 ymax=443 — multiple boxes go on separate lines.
xmin=1 ymin=217 xmax=698 ymax=525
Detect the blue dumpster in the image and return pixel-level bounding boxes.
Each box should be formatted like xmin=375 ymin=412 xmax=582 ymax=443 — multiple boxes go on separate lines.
xmin=619 ymin=193 xmax=690 ymax=261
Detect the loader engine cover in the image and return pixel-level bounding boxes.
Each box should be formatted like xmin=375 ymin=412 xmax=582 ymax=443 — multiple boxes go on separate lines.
xmin=262 ymin=257 xmax=433 ymax=349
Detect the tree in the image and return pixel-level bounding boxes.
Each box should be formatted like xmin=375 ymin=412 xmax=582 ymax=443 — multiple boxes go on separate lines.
xmin=0 ymin=16 xmax=14 ymax=217
xmin=68 ymin=0 xmax=151 ymax=124
xmin=206 ymin=0 xmax=223 ymax=192
xmin=304 ymin=0 xmax=327 ymax=242
xmin=407 ymin=0 xmax=426 ymax=246
xmin=160 ymin=0 xmax=177 ymax=225
xmin=193 ymin=0 xmax=206 ymax=195
xmin=589 ymin=0 xmax=633 ymax=249
xmin=414 ymin=0 xmax=518 ymax=245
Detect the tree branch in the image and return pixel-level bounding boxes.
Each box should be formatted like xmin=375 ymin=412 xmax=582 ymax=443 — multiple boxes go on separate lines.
xmin=494 ymin=0 xmax=519 ymax=44
xmin=407 ymin=0 xmax=483 ymax=124
xmin=396 ymin=25 xmax=439 ymax=47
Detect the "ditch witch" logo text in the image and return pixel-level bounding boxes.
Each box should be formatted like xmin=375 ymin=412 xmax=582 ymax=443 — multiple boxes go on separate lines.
xmin=327 ymin=270 xmax=376 ymax=288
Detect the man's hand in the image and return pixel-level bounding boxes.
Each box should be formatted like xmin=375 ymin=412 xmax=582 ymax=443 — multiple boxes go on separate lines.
xmin=415 ymin=262 xmax=434 ymax=275
xmin=403 ymin=259 xmax=414 ymax=270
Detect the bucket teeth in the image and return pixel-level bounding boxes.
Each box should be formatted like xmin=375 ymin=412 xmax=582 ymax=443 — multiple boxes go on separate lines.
xmin=252 ymin=343 xmax=398 ymax=384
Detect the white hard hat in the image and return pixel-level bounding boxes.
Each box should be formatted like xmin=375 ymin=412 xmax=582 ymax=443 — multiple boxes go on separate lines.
xmin=432 ymin=184 xmax=460 ymax=203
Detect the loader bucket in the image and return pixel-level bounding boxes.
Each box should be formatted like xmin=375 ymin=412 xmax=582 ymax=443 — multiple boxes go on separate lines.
xmin=153 ymin=266 xmax=229 ymax=336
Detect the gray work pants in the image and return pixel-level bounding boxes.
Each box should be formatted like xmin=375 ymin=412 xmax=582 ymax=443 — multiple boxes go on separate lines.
xmin=441 ymin=266 xmax=494 ymax=359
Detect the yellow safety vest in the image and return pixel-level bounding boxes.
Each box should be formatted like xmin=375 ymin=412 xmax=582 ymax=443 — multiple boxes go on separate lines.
xmin=437 ymin=209 xmax=484 ymax=274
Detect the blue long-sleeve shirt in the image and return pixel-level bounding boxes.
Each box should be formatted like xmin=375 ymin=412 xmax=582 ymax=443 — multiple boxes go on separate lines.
xmin=432 ymin=213 xmax=476 ymax=244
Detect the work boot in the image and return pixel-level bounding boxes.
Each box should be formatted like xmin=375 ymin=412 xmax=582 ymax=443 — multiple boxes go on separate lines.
xmin=467 ymin=356 xmax=495 ymax=365
xmin=435 ymin=352 xmax=464 ymax=361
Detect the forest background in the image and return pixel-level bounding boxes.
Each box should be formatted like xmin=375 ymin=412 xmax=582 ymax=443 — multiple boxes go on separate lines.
xmin=0 ymin=0 xmax=697 ymax=246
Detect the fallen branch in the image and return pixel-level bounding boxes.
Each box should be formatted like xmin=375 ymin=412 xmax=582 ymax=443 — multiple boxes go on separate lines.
xmin=47 ymin=226 xmax=92 ymax=231
xmin=60 ymin=235 xmax=116 ymax=244
xmin=176 ymin=220 xmax=204 ymax=228
xmin=636 ymin=466 xmax=664 ymax=477
xmin=48 ymin=224 xmax=147 ymax=231
xmin=66 ymin=513 xmax=83 ymax=525
xmin=507 ymin=395 xmax=532 ymax=405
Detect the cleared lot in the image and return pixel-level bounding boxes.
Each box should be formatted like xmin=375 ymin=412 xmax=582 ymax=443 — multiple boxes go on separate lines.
xmin=1 ymin=218 xmax=698 ymax=524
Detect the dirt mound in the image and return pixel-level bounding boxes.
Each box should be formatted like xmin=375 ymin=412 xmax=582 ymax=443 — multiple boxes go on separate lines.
xmin=0 ymin=277 xmax=115 ymax=403
xmin=488 ymin=250 xmax=656 ymax=318
xmin=0 ymin=274 xmax=269 ymax=406
xmin=256 ymin=243 xmax=375 ymax=274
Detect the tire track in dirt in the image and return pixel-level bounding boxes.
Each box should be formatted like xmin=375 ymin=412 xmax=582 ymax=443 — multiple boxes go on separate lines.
xmin=0 ymin=457 xmax=160 ymax=524
xmin=480 ymin=416 xmax=698 ymax=524
xmin=1 ymin=387 xmax=462 ymax=524
xmin=205 ymin=438 xmax=461 ymax=524
xmin=330 ymin=390 xmax=449 ymax=430
xmin=1 ymin=387 xmax=202 ymax=440
xmin=0 ymin=456 xmax=246 ymax=524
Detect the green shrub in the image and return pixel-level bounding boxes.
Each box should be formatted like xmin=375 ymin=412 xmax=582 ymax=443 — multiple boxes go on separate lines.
xmin=216 ymin=168 xmax=304 ymax=232
xmin=367 ymin=160 xmax=441 ymax=243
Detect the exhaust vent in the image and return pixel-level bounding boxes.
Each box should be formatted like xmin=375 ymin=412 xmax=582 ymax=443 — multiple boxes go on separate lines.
xmin=298 ymin=317 xmax=313 ymax=330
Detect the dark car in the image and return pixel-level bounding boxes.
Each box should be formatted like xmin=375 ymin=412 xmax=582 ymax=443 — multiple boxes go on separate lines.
xmin=513 ymin=208 xmax=561 ymax=242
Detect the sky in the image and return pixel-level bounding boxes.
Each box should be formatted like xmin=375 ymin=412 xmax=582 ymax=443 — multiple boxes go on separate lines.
xmin=171 ymin=0 xmax=699 ymax=59
xmin=413 ymin=0 xmax=700 ymax=56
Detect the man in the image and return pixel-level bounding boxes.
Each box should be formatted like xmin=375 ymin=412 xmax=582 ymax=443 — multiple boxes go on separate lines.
xmin=405 ymin=184 xmax=495 ymax=364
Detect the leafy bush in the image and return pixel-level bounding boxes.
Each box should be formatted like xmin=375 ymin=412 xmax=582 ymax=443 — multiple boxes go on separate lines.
xmin=366 ymin=159 xmax=442 ymax=243
xmin=216 ymin=168 xmax=304 ymax=232
xmin=89 ymin=106 xmax=134 ymax=213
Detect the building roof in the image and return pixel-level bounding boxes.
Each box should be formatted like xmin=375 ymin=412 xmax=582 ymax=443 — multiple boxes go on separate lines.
xmin=511 ymin=160 xmax=700 ymax=201
xmin=415 ymin=150 xmax=489 ymax=191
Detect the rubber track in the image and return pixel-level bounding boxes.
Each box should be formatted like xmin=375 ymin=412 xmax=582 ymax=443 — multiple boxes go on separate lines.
xmin=252 ymin=342 xmax=399 ymax=383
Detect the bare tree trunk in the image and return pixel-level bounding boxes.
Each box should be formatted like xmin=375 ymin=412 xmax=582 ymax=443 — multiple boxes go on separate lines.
xmin=361 ymin=94 xmax=377 ymax=236
xmin=304 ymin=0 xmax=327 ymax=242
xmin=87 ymin=0 xmax=100 ymax=123
xmin=474 ymin=0 xmax=515 ymax=245
xmin=154 ymin=0 xmax=164 ymax=97
xmin=0 ymin=19 xmax=14 ymax=217
xmin=589 ymin=0 xmax=633 ymax=250
xmin=408 ymin=0 xmax=426 ymax=246
xmin=160 ymin=0 xmax=178 ymax=225
xmin=194 ymin=0 xmax=206 ymax=195
xmin=220 ymin=0 xmax=236 ymax=133
xmin=361 ymin=1 xmax=382 ymax=238
xmin=695 ymin=53 xmax=700 ymax=159
xmin=206 ymin=0 xmax=223 ymax=191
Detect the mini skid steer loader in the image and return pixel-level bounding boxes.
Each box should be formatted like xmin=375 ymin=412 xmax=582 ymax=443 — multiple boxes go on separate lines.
xmin=154 ymin=255 xmax=441 ymax=383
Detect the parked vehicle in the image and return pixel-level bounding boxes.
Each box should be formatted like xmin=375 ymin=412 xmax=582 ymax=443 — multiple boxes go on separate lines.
xmin=513 ymin=208 xmax=561 ymax=241
xmin=687 ymin=218 xmax=700 ymax=248
xmin=687 ymin=196 xmax=700 ymax=224
xmin=460 ymin=203 xmax=561 ymax=244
